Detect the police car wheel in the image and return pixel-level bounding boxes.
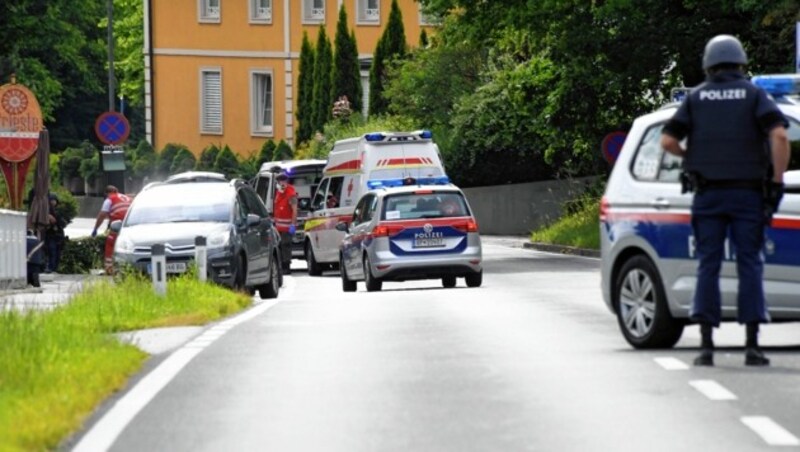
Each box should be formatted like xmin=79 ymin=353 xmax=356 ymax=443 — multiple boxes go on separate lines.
xmin=442 ymin=275 xmax=457 ymax=288
xmin=363 ymin=256 xmax=382 ymax=292
xmin=259 ymin=253 xmax=280 ymax=299
xmin=614 ymin=255 xmax=683 ymax=349
xmin=465 ymin=271 xmax=482 ymax=288
xmin=306 ymin=243 xmax=322 ymax=276
xmin=341 ymin=256 xmax=357 ymax=292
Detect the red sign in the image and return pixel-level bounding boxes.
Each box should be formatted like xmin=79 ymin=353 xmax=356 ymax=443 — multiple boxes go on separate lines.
xmin=94 ymin=111 xmax=130 ymax=145
xmin=601 ymin=131 xmax=627 ymax=164
xmin=0 ymin=83 xmax=42 ymax=162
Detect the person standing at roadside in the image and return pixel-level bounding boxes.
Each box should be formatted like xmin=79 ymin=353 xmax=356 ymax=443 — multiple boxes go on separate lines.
xmin=44 ymin=194 xmax=67 ymax=273
xmin=273 ymin=173 xmax=297 ymax=273
xmin=660 ymin=35 xmax=790 ymax=366
xmin=92 ymin=185 xmax=132 ymax=274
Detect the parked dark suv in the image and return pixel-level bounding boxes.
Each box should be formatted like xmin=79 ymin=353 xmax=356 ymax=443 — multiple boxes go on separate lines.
xmin=112 ymin=177 xmax=282 ymax=298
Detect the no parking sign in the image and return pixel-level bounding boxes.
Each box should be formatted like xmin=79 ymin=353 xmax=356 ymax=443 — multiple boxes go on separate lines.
xmin=601 ymin=131 xmax=627 ymax=165
xmin=94 ymin=111 xmax=130 ymax=145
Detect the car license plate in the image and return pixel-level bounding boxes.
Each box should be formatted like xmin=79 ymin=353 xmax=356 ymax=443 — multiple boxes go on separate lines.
xmin=147 ymin=262 xmax=187 ymax=274
xmin=413 ymin=237 xmax=445 ymax=248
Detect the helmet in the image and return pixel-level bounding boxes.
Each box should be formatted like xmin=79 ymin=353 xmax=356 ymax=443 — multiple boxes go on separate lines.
xmin=702 ymin=35 xmax=747 ymax=70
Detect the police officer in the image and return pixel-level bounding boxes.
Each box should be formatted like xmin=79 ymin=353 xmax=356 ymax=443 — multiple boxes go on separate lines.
xmin=660 ymin=35 xmax=790 ymax=366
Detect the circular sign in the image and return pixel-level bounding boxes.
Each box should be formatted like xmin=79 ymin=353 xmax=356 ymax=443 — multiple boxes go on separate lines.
xmin=94 ymin=111 xmax=130 ymax=145
xmin=601 ymin=131 xmax=627 ymax=165
xmin=0 ymin=83 xmax=43 ymax=162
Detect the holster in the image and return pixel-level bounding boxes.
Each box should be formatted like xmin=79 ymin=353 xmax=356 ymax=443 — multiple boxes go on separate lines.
xmin=680 ymin=171 xmax=705 ymax=194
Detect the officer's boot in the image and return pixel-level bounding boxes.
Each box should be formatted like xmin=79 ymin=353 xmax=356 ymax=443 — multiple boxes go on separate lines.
xmin=694 ymin=323 xmax=714 ymax=366
xmin=745 ymin=323 xmax=770 ymax=366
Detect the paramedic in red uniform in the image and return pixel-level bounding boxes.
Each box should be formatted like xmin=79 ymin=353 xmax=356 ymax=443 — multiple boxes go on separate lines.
xmin=92 ymin=185 xmax=132 ymax=274
xmin=273 ymin=173 xmax=297 ymax=273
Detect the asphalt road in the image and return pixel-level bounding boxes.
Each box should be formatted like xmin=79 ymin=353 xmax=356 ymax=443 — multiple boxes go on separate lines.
xmin=69 ymin=237 xmax=800 ymax=451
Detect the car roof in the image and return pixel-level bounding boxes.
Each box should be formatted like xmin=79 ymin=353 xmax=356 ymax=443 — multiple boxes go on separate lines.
xmin=370 ymin=184 xmax=463 ymax=198
xmin=258 ymin=159 xmax=326 ymax=173
xmin=165 ymin=171 xmax=227 ymax=183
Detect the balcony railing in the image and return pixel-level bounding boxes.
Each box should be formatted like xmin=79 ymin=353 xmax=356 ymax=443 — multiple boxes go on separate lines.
xmin=256 ymin=6 xmax=271 ymax=20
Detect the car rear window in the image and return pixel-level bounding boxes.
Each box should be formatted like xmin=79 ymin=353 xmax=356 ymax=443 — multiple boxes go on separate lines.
xmin=125 ymin=185 xmax=232 ymax=226
xmin=382 ymin=192 xmax=468 ymax=220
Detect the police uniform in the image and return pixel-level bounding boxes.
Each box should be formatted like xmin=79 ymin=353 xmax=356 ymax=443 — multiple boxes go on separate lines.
xmin=661 ymin=35 xmax=789 ymax=367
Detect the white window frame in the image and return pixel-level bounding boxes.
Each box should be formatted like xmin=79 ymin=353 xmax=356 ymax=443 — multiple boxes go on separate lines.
xmin=200 ymin=68 xmax=223 ymax=135
xmin=302 ymin=0 xmax=325 ymax=24
xmin=356 ymin=0 xmax=380 ymax=25
xmin=198 ymin=0 xmax=221 ymax=23
xmin=250 ymin=70 xmax=274 ymax=136
xmin=249 ymin=0 xmax=272 ymax=24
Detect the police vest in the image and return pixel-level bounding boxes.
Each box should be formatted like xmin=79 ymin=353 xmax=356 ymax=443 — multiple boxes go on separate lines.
xmin=108 ymin=193 xmax=132 ymax=222
xmin=683 ymin=74 xmax=768 ymax=181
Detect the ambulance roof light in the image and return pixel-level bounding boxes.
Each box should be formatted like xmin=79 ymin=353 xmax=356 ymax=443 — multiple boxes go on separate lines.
xmin=751 ymin=74 xmax=800 ymax=97
xmin=364 ymin=133 xmax=385 ymax=142
xmin=418 ymin=130 xmax=433 ymax=139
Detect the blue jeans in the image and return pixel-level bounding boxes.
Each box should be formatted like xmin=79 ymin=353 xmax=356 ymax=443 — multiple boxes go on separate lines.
xmin=45 ymin=238 xmax=61 ymax=273
xmin=690 ymin=188 xmax=769 ymax=326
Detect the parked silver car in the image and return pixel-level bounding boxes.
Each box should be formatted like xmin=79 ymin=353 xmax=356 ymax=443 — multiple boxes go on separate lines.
xmin=338 ymin=181 xmax=483 ymax=292
xmin=601 ymin=74 xmax=800 ymax=348
xmin=113 ymin=179 xmax=281 ymax=299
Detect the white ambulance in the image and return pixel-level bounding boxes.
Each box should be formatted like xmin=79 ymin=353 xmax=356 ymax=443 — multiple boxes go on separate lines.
xmin=303 ymin=130 xmax=447 ymax=275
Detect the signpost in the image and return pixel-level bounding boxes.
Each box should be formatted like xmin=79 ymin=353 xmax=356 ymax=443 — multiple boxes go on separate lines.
xmin=0 ymin=77 xmax=43 ymax=209
xmin=601 ymin=131 xmax=627 ymax=165
xmin=95 ymin=111 xmax=130 ymax=191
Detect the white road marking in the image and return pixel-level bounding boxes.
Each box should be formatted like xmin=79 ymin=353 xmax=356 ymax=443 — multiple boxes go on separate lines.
xmin=741 ymin=416 xmax=800 ymax=446
xmin=654 ymin=357 xmax=689 ymax=370
xmin=72 ymin=277 xmax=295 ymax=452
xmin=689 ymin=380 xmax=738 ymax=401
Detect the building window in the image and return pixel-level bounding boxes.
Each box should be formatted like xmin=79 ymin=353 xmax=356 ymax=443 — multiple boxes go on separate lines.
xmin=357 ymin=0 xmax=379 ymax=24
xmin=250 ymin=0 xmax=272 ymax=23
xmin=201 ymin=69 xmax=223 ymax=134
xmin=251 ymin=71 xmax=273 ymax=136
xmin=199 ymin=0 xmax=220 ymax=22
xmin=303 ymin=0 xmax=325 ymax=23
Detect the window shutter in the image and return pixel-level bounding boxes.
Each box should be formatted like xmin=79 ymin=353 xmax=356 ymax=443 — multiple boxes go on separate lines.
xmin=202 ymin=71 xmax=222 ymax=133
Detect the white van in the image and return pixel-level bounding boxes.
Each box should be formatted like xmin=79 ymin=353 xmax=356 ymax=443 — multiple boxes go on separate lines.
xmin=304 ymin=130 xmax=447 ymax=275
xmin=252 ymin=159 xmax=326 ymax=259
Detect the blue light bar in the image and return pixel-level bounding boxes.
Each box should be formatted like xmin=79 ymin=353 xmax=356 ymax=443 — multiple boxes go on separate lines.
xmin=364 ymin=133 xmax=385 ymax=142
xmin=416 ymin=176 xmax=449 ymax=185
xmin=366 ymin=176 xmax=450 ymax=190
xmin=752 ymin=74 xmax=800 ymax=97
xmin=419 ymin=130 xmax=433 ymax=139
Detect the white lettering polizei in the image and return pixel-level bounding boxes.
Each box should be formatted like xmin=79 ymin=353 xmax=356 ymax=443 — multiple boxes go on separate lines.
xmin=698 ymin=89 xmax=747 ymax=101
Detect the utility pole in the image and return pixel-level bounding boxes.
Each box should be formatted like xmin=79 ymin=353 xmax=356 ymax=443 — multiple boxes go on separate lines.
xmin=107 ymin=0 xmax=116 ymax=112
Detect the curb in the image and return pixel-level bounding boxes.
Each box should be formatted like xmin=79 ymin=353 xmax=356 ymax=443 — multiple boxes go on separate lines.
xmin=523 ymin=242 xmax=600 ymax=258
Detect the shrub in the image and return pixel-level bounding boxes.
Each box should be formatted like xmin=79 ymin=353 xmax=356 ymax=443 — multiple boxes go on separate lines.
xmin=170 ymin=148 xmax=197 ymax=174
xmin=59 ymin=235 xmax=105 ymax=274
xmin=196 ymin=144 xmax=221 ymax=171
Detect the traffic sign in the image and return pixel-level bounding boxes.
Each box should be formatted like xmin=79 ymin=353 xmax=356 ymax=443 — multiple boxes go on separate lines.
xmin=94 ymin=111 xmax=130 ymax=145
xmin=601 ymin=131 xmax=627 ymax=165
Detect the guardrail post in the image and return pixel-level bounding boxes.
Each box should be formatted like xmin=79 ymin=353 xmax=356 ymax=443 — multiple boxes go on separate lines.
xmin=151 ymin=244 xmax=166 ymax=296
xmin=195 ymin=236 xmax=207 ymax=282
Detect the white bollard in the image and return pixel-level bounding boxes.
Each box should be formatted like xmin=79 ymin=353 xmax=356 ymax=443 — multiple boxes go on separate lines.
xmin=195 ymin=236 xmax=207 ymax=282
xmin=151 ymin=244 xmax=167 ymax=296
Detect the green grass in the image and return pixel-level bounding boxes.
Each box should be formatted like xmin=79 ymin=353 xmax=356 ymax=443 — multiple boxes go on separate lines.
xmin=0 ymin=274 xmax=252 ymax=451
xmin=530 ymin=196 xmax=601 ymax=250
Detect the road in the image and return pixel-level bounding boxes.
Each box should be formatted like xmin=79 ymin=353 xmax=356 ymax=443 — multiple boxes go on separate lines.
xmin=69 ymin=237 xmax=800 ymax=451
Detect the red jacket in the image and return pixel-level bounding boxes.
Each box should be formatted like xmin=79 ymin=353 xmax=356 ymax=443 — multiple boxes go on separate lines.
xmin=108 ymin=193 xmax=132 ymax=222
xmin=273 ymin=184 xmax=296 ymax=232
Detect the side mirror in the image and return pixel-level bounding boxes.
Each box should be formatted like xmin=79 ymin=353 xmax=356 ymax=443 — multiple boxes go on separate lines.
xmin=110 ymin=220 xmax=122 ymax=233
xmin=335 ymin=222 xmax=349 ymax=233
xmin=246 ymin=213 xmax=261 ymax=228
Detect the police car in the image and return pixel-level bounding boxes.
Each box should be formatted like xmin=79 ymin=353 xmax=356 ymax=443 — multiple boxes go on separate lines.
xmin=601 ymin=74 xmax=800 ymax=348
xmin=336 ymin=177 xmax=483 ymax=292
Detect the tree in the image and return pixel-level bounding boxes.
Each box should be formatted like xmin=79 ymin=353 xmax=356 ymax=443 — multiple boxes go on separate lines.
xmin=170 ymin=148 xmax=197 ymax=174
xmin=258 ymin=140 xmax=277 ymax=166
xmin=312 ymin=26 xmax=333 ymax=133
xmin=419 ymin=29 xmax=429 ymax=48
xmin=296 ymin=33 xmax=316 ymax=145
xmin=131 ymin=139 xmax=156 ymax=179
xmin=214 ymin=145 xmax=240 ymax=179
xmin=157 ymin=143 xmax=186 ymax=178
xmin=369 ymin=0 xmax=407 ymax=116
xmin=196 ymin=144 xmax=221 ymax=171
xmin=331 ymin=5 xmax=362 ymax=119
xmin=273 ymin=140 xmax=293 ymax=161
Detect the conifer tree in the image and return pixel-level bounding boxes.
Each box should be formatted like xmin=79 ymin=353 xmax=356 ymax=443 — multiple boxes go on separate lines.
xmin=419 ymin=29 xmax=429 ymax=48
xmin=312 ymin=26 xmax=333 ymax=133
xmin=369 ymin=0 xmax=407 ymax=116
xmin=296 ymin=32 xmax=316 ymax=145
xmin=331 ymin=5 xmax=362 ymax=118
xmin=274 ymin=140 xmax=293 ymax=161
xmin=257 ymin=139 xmax=277 ymax=166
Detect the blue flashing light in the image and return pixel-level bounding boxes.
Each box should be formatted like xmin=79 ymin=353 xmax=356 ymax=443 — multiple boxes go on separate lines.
xmin=419 ymin=130 xmax=433 ymax=139
xmin=416 ymin=176 xmax=450 ymax=185
xmin=752 ymin=74 xmax=800 ymax=97
xmin=364 ymin=133 xmax=385 ymax=142
xmin=367 ymin=176 xmax=450 ymax=190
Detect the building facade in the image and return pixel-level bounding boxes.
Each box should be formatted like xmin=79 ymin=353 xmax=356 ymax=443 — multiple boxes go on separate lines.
xmin=144 ymin=0 xmax=435 ymax=156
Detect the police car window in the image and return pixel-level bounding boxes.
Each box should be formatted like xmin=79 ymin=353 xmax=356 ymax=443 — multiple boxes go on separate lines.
xmin=352 ymin=196 xmax=369 ymax=226
xmin=311 ymin=178 xmax=329 ymax=210
xmin=382 ymin=193 xmax=467 ymax=220
xmin=786 ymin=117 xmax=800 ymax=171
xmin=362 ymin=194 xmax=378 ymax=222
xmin=631 ymin=122 xmax=683 ymax=183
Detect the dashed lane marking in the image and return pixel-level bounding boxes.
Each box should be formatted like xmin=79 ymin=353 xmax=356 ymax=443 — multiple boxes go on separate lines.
xmin=72 ymin=277 xmax=295 ymax=452
xmin=654 ymin=357 xmax=689 ymax=370
xmin=689 ymin=380 xmax=738 ymax=401
xmin=741 ymin=416 xmax=800 ymax=446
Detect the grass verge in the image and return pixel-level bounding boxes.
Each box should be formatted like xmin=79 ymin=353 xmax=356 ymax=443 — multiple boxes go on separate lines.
xmin=530 ymin=195 xmax=601 ymax=250
xmin=0 ymin=273 xmax=252 ymax=451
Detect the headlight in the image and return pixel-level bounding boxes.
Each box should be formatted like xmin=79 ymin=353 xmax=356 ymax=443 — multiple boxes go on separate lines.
xmin=115 ymin=236 xmax=135 ymax=254
xmin=207 ymin=231 xmax=230 ymax=249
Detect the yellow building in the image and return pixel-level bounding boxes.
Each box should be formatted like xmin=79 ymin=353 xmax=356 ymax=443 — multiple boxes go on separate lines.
xmin=144 ymin=0 xmax=435 ymax=157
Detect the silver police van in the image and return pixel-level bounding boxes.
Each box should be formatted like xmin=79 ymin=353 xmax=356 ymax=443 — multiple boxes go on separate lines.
xmin=601 ymin=74 xmax=800 ymax=348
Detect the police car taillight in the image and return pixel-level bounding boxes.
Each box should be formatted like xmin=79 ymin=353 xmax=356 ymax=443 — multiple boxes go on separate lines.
xmin=453 ymin=219 xmax=479 ymax=233
xmin=373 ymin=224 xmax=404 ymax=237
xmin=599 ymin=196 xmax=609 ymax=221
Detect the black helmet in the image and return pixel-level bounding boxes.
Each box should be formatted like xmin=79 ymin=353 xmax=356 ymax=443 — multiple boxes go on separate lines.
xmin=702 ymin=35 xmax=748 ymax=70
